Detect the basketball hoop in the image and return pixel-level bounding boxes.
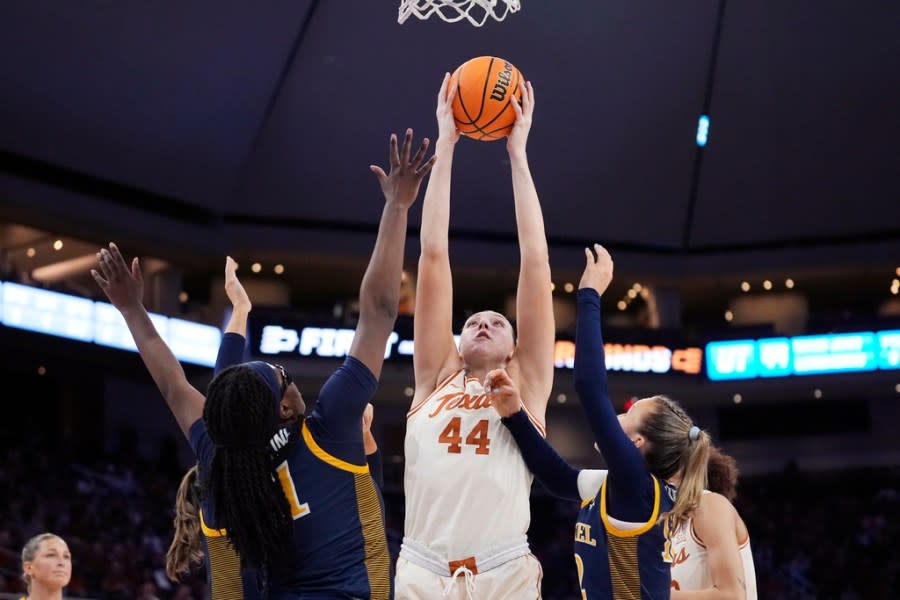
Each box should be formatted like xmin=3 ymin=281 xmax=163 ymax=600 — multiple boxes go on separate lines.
xmin=398 ymin=0 xmax=521 ymax=27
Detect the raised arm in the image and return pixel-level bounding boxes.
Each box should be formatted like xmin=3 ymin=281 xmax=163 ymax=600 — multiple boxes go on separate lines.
xmin=672 ymin=494 xmax=748 ymax=600
xmin=413 ymin=74 xmax=461 ymax=399
xmin=215 ymin=256 xmax=250 ymax=374
xmin=349 ymin=129 xmax=435 ymax=379
xmin=91 ymin=243 xmax=204 ymax=437
xmin=507 ymin=82 xmax=555 ymax=422
xmin=575 ymin=245 xmax=653 ymax=511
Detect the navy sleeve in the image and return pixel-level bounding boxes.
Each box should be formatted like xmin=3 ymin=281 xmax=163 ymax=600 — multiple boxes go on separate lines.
xmin=574 ymin=288 xmax=655 ymax=520
xmin=215 ymin=332 xmax=246 ymax=375
xmin=188 ymin=419 xmax=214 ymax=472
xmin=501 ymin=410 xmax=581 ymax=502
xmin=367 ymin=448 xmax=384 ymax=490
xmin=305 ymin=356 xmax=378 ymax=463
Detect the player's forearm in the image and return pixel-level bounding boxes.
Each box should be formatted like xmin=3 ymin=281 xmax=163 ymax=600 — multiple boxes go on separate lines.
xmin=502 ymin=410 xmax=581 ymax=501
xmin=510 ymin=153 xmax=549 ymax=265
xmin=419 ymin=139 xmax=455 ymax=257
xmin=358 ymin=203 xmax=408 ymax=324
xmin=224 ymin=304 xmax=250 ymax=336
xmin=119 ymin=305 xmax=189 ymax=400
xmin=574 ymin=289 xmax=649 ymax=485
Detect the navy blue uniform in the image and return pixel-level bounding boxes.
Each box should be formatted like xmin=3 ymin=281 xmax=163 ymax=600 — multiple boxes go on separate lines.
xmin=192 ymin=339 xmax=391 ymax=599
xmin=503 ymin=289 xmax=674 ymax=599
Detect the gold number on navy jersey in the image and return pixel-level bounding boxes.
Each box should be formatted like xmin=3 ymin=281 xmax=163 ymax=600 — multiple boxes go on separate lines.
xmin=438 ymin=417 xmax=491 ymax=455
xmin=277 ymin=461 xmax=311 ymax=519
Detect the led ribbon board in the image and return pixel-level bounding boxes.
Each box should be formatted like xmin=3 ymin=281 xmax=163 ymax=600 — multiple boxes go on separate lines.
xmin=258 ymin=323 xmax=703 ymax=376
xmin=705 ymin=331 xmax=900 ymax=380
xmin=0 ymin=281 xmax=220 ymax=367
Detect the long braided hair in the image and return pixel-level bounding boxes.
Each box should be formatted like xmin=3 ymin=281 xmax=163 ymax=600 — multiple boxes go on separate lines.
xmin=203 ymin=365 xmax=293 ymax=575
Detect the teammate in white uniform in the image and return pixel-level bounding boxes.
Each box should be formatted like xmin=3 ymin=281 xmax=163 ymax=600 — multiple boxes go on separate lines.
xmin=667 ymin=446 xmax=757 ymax=599
xmin=396 ymin=75 xmax=554 ymax=600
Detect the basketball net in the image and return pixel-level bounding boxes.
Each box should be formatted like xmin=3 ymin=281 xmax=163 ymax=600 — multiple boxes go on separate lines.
xmin=398 ymin=0 xmax=521 ymax=27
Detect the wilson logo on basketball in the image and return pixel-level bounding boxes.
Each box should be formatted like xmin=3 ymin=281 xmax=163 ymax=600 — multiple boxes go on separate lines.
xmin=490 ymin=61 xmax=514 ymax=102
xmin=427 ymin=391 xmax=493 ymax=418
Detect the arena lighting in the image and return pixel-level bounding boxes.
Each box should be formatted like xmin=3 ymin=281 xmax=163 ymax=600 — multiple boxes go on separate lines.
xmin=0 ymin=281 xmax=219 ymax=367
xmin=696 ymin=115 xmax=710 ymax=147
xmin=705 ymin=330 xmax=900 ymax=380
xmin=257 ymin=323 xmax=705 ymax=376
xmin=31 ymin=254 xmax=98 ymax=283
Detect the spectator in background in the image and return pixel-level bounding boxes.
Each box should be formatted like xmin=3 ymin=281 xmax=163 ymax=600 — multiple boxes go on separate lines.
xmin=20 ymin=533 xmax=71 ymax=600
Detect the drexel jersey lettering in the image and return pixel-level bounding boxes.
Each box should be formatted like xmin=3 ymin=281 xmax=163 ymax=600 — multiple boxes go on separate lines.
xmin=574 ymin=477 xmax=674 ymax=599
xmin=404 ymin=370 xmax=545 ymax=558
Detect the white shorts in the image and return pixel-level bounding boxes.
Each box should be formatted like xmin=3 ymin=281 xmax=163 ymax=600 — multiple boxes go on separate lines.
xmin=395 ymin=553 xmax=543 ymax=600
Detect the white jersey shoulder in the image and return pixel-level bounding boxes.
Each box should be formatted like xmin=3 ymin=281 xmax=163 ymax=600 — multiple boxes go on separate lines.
xmin=404 ymin=370 xmax=544 ymax=558
xmin=669 ymin=491 xmax=757 ymax=599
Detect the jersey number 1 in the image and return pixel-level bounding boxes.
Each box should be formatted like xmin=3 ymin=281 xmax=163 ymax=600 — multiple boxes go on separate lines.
xmin=438 ymin=417 xmax=491 ymax=455
xmin=277 ymin=461 xmax=311 ymax=519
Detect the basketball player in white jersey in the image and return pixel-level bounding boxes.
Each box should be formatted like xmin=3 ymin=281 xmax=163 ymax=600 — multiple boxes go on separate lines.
xmin=667 ymin=445 xmax=757 ymax=599
xmin=395 ymin=75 xmax=553 ymax=599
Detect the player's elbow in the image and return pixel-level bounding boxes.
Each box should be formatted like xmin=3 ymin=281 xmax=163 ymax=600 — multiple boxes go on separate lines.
xmin=419 ymin=244 xmax=448 ymax=263
xmin=360 ymin=296 xmax=399 ymax=325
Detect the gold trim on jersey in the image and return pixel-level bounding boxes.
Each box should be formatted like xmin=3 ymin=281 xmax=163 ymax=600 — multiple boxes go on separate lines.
xmin=354 ymin=472 xmax=392 ymax=599
xmin=600 ymin=475 xmax=661 ymax=538
xmin=581 ymin=496 xmax=594 ymax=509
xmin=407 ymin=369 xmax=462 ymax=418
xmin=200 ymin=509 xmax=227 ymax=538
xmin=302 ymin=421 xmax=369 ymax=473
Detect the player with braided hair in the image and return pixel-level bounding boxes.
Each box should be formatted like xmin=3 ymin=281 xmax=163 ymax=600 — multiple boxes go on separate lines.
xmin=93 ymin=129 xmax=434 ymax=598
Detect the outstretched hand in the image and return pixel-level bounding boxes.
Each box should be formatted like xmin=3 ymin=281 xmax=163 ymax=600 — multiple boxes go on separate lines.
xmin=484 ymin=368 xmax=523 ymax=418
xmin=579 ymin=243 xmax=614 ymax=296
xmin=91 ymin=242 xmax=144 ymax=311
xmin=370 ymin=128 xmax=436 ymax=210
xmin=224 ymin=256 xmax=251 ymax=312
xmin=506 ymin=81 xmax=534 ymax=159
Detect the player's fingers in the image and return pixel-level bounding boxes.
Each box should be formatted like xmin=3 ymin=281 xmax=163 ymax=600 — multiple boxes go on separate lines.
xmin=96 ymin=251 xmax=113 ymax=280
xmin=90 ymin=269 xmax=108 ymax=289
xmin=415 ymin=155 xmax=437 ymax=177
xmin=410 ymin=137 xmax=430 ymax=168
xmin=370 ymin=165 xmax=388 ymax=185
xmin=109 ymin=243 xmax=129 ymax=274
xmin=132 ymin=256 xmax=142 ymax=280
xmin=389 ymin=133 xmax=400 ymax=169
xmin=438 ymin=72 xmax=450 ymax=101
xmin=401 ymin=128 xmax=413 ymax=165
xmin=510 ymin=92 xmax=523 ymax=118
xmin=446 ymin=78 xmax=459 ymax=105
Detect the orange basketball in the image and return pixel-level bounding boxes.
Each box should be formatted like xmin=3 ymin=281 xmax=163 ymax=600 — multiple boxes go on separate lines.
xmin=448 ymin=56 xmax=524 ymax=141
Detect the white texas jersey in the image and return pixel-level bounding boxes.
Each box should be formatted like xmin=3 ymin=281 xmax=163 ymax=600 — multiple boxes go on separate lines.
xmin=668 ymin=493 xmax=757 ymax=599
xmin=404 ymin=370 xmax=546 ymax=559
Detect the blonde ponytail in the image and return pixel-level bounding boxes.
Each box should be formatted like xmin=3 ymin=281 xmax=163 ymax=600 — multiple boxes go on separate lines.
xmin=637 ymin=395 xmax=710 ymax=528
xmin=166 ymin=465 xmax=204 ymax=581
xmin=667 ymin=429 xmax=710 ymax=528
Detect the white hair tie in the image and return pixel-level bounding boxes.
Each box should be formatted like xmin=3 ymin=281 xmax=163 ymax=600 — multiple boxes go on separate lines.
xmin=688 ymin=426 xmax=701 ymax=441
